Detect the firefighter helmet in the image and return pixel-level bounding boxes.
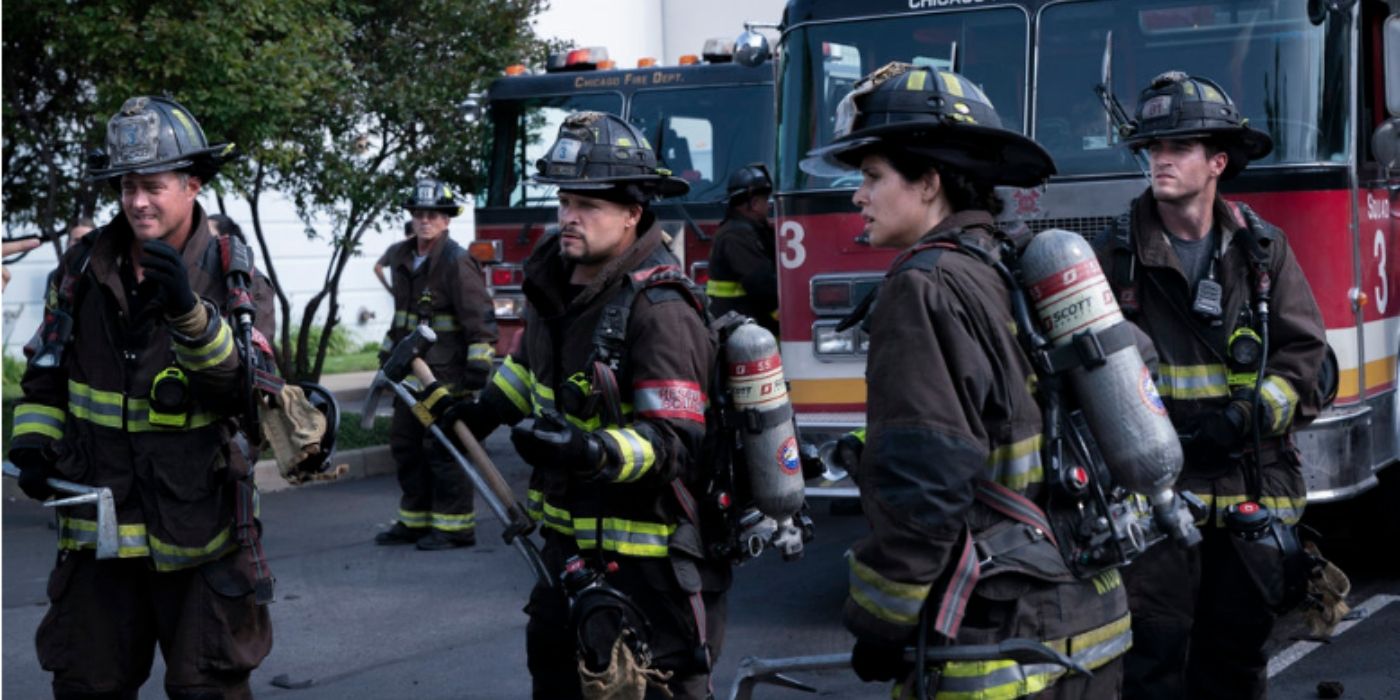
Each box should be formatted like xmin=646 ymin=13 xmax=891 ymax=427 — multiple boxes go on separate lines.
xmin=801 ymin=62 xmax=1055 ymax=187
xmin=1123 ymin=71 xmax=1273 ymax=179
xmin=532 ymin=111 xmax=689 ymax=201
xmin=292 ymin=381 xmax=339 ymax=477
xmin=88 ymin=96 xmax=236 ymax=182
xmin=726 ymin=162 xmax=773 ymax=203
xmin=403 ymin=178 xmax=464 ymax=217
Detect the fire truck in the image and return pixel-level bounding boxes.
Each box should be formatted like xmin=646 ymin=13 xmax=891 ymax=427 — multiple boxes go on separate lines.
xmin=473 ymin=43 xmax=774 ymax=357
xmin=768 ymin=0 xmax=1400 ymax=503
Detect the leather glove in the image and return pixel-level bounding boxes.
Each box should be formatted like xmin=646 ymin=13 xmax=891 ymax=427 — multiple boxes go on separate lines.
xmin=10 ymin=444 xmax=56 ymax=502
xmin=850 ymin=636 xmax=911 ymax=683
xmin=442 ymin=398 xmax=501 ymax=441
xmin=834 ymin=431 xmax=865 ymax=472
xmin=511 ymin=411 xmax=608 ymax=480
xmin=140 ymin=240 xmax=198 ymax=317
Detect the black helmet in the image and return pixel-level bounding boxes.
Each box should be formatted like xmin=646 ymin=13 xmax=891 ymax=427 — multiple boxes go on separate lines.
xmin=532 ymin=111 xmax=689 ymax=201
xmin=403 ymin=178 xmax=464 ymax=217
xmin=726 ymin=162 xmax=772 ymax=203
xmin=801 ymin=62 xmax=1054 ymax=187
xmin=1122 ymin=71 xmax=1272 ymax=179
xmin=291 ymin=381 xmax=339 ymax=478
xmin=88 ymin=96 xmax=236 ymax=182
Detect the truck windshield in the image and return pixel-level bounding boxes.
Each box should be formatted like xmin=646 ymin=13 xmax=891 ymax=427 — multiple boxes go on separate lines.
xmin=628 ymin=84 xmax=774 ymax=203
xmin=776 ymin=7 xmax=1030 ymax=192
xmin=1035 ymin=0 xmax=1349 ymax=177
xmin=484 ymin=93 xmax=624 ymax=207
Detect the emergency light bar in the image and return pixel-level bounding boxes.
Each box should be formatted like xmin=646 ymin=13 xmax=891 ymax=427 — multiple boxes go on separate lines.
xmin=467 ymin=240 xmax=502 ymax=264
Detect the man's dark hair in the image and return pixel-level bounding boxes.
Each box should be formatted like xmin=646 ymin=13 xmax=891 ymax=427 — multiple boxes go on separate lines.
xmin=881 ymin=147 xmax=1005 ymax=217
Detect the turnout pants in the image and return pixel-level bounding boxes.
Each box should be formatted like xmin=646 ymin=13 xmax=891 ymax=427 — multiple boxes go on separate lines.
xmin=526 ymin=536 xmax=728 ymax=700
xmin=388 ymin=400 xmax=476 ymax=538
xmin=1123 ymin=527 xmax=1276 ymax=700
xmin=35 ymin=549 xmax=271 ymax=700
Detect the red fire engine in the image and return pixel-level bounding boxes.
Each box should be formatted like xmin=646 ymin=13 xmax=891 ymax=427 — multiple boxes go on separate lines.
xmin=472 ymin=42 xmax=774 ymax=357
xmin=769 ymin=0 xmax=1399 ymax=503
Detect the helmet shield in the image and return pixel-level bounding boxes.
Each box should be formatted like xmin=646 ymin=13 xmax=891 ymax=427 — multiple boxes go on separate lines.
xmin=88 ymin=96 xmax=234 ymax=182
xmin=1123 ymin=71 xmax=1272 ymax=179
xmin=800 ymin=63 xmax=1054 ymax=187
xmin=532 ymin=111 xmax=690 ymax=201
xmin=403 ymin=178 xmax=464 ymax=216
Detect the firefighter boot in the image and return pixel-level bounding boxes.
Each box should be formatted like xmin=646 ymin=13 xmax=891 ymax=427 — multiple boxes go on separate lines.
xmin=375 ymin=522 xmax=428 ymax=545
xmin=416 ymin=530 xmax=476 ymax=551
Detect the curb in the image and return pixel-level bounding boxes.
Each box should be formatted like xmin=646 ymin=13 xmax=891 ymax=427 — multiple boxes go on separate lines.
xmin=2 ymin=445 xmax=396 ymax=502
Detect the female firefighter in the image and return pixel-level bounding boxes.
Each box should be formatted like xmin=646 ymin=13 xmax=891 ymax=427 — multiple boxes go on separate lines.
xmin=802 ymin=63 xmax=1131 ymax=697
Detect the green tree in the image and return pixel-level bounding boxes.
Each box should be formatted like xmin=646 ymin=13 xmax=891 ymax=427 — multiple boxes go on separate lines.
xmin=3 ymin=0 xmax=556 ymax=382
xmin=271 ymin=0 xmax=552 ymax=380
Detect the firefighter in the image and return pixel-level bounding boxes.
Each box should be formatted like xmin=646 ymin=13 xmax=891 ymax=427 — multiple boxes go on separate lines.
xmin=801 ymin=63 xmax=1131 ymax=697
xmin=447 ymin=111 xmax=727 ymax=699
xmin=1093 ymin=71 xmax=1327 ymax=699
xmin=706 ymin=163 xmax=778 ymax=334
xmin=373 ymin=178 xmax=497 ymax=550
xmin=7 ymin=95 xmax=273 ymax=699
xmin=375 ymin=221 xmax=415 ymax=294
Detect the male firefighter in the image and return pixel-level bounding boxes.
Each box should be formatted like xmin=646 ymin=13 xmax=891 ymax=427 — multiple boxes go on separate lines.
xmin=448 ymin=111 xmax=727 ymax=699
xmin=374 ymin=178 xmax=497 ymax=550
xmin=803 ymin=64 xmax=1131 ymax=697
xmin=706 ymin=163 xmax=778 ymax=334
xmin=8 ymin=96 xmax=274 ymax=699
xmin=1093 ymin=71 xmax=1327 ymax=699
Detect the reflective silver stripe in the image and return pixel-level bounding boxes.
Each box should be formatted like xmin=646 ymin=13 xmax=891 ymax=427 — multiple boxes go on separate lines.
xmin=175 ymin=319 xmax=234 ymax=371
xmin=13 ymin=403 xmax=65 ymax=439
xmin=986 ymin=434 xmax=1043 ymax=490
xmin=1260 ymin=375 xmax=1298 ymax=433
xmin=938 ymin=615 xmax=1132 ymax=696
xmin=847 ymin=550 xmax=929 ymax=627
xmin=1156 ymin=364 xmax=1229 ymax=400
xmin=492 ymin=358 xmax=534 ymax=415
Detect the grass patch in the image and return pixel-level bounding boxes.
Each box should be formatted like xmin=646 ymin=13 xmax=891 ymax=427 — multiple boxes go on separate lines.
xmin=321 ymin=351 xmax=379 ymax=375
xmin=337 ymin=412 xmax=392 ymax=450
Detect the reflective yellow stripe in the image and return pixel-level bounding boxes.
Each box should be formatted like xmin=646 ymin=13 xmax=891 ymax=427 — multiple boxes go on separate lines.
xmin=986 ymin=434 xmax=1043 ymax=491
xmin=57 ymin=516 xmax=236 ymax=571
xmin=706 ymin=279 xmax=746 ymax=299
xmin=13 ymin=403 xmax=66 ymax=440
xmin=600 ymin=427 xmax=656 ymax=482
xmin=526 ymin=489 xmax=545 ymax=522
xmin=1156 ymin=364 xmax=1229 ymax=400
xmin=1260 ymin=375 xmax=1298 ymax=434
xmin=937 ymin=615 xmax=1132 ymax=699
xmin=848 ymin=550 xmax=930 ymax=627
xmin=574 ymin=516 xmax=675 ymax=557
xmin=175 ymin=317 xmax=234 ymax=371
xmin=431 ymin=511 xmax=477 ymax=532
xmin=491 ymin=357 xmax=534 ymax=415
xmin=467 ymin=343 xmax=495 ymax=364
xmin=58 ymin=517 xmax=152 ymax=558
xmin=398 ymin=509 xmax=430 ymax=527
xmin=391 ymin=310 xmax=410 ymax=329
xmin=430 ymin=314 xmax=461 ymax=332
xmin=68 ymin=380 xmax=220 ymax=432
xmin=1201 ymin=493 xmax=1306 ymax=527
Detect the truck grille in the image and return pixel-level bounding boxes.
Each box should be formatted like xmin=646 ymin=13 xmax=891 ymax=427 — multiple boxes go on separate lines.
xmin=1022 ymin=216 xmax=1116 ymax=239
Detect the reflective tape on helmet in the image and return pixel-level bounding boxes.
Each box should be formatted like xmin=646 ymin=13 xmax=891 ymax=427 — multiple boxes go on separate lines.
xmin=13 ymin=403 xmax=66 ymax=440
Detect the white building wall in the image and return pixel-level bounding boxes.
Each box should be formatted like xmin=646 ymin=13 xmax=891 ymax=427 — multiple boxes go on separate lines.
xmin=2 ymin=0 xmax=786 ymax=358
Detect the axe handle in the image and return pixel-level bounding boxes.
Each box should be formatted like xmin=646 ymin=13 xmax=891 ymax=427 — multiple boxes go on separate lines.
xmin=410 ymin=358 xmax=524 ymax=520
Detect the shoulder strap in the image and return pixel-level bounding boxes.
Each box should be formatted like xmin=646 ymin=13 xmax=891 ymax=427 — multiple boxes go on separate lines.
xmin=28 ymin=230 xmax=100 ymax=368
xmin=837 ymin=239 xmax=958 ymax=333
xmin=1105 ymin=211 xmax=1140 ymax=318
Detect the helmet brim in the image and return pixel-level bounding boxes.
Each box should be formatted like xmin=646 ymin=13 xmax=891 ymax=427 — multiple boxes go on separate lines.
xmin=531 ymin=173 xmax=691 ymax=200
xmin=1124 ymin=125 xmax=1273 ymax=179
xmin=801 ymin=122 xmax=1056 ymax=188
xmin=86 ymin=143 xmax=235 ymax=182
xmin=403 ymin=203 xmax=463 ymax=217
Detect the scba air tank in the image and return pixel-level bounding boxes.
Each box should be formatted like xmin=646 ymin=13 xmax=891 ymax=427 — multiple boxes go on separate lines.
xmin=725 ymin=322 xmax=805 ymax=519
xmin=1018 ymin=228 xmax=1183 ymax=498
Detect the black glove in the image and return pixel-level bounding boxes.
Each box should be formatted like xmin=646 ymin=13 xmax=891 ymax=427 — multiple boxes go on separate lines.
xmin=511 ymin=411 xmax=608 ymax=479
xmin=10 ymin=444 xmax=56 ymax=502
xmin=833 ymin=431 xmax=865 ymax=472
xmin=140 ymin=240 xmax=198 ymax=317
xmin=1182 ymin=397 xmax=1251 ymax=455
xmin=443 ymin=398 xmax=501 ymax=440
xmin=377 ymin=348 xmax=390 ymax=367
xmin=850 ymin=636 xmax=911 ymax=683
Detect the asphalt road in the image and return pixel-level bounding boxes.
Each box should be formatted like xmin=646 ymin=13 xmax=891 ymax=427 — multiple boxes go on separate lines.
xmin=5 ymin=432 xmax=1399 ymax=699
